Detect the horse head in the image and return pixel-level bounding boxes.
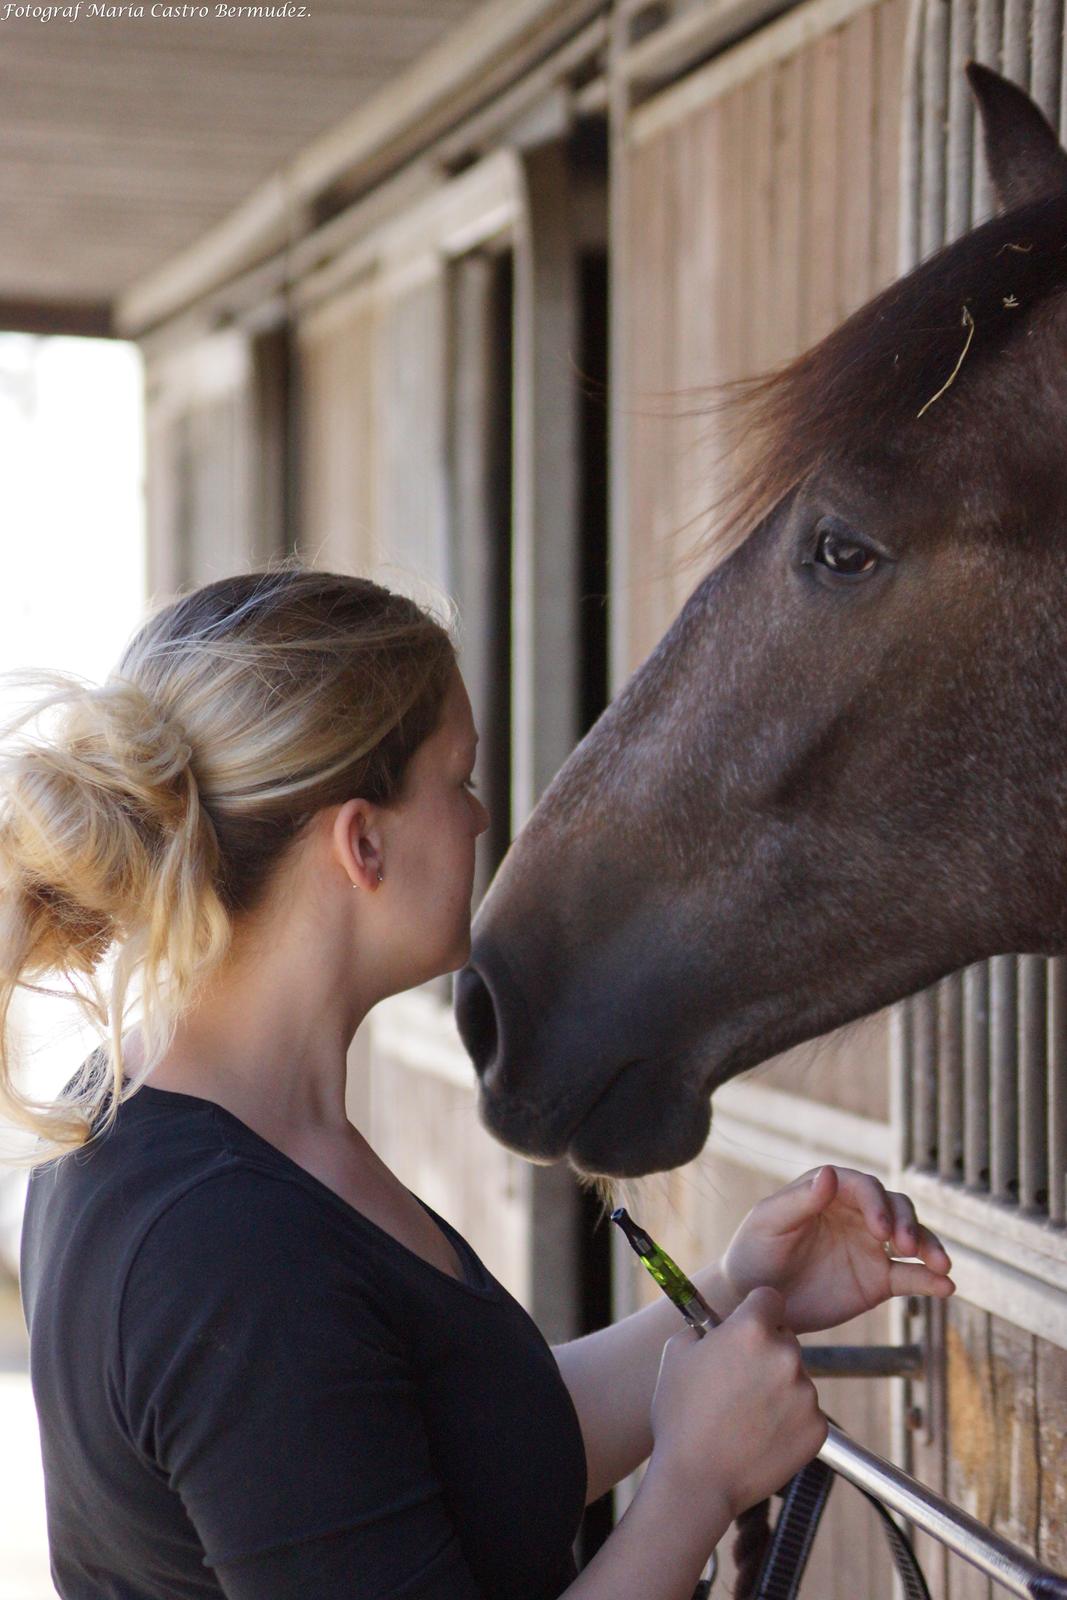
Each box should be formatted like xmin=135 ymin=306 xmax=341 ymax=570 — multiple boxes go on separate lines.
xmin=455 ymin=65 xmax=1067 ymax=1178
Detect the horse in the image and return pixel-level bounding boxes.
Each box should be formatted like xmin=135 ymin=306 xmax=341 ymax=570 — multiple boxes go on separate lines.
xmin=454 ymin=62 xmax=1067 ymax=1183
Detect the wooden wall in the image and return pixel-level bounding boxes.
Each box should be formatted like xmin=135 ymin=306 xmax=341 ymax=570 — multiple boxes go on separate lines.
xmin=896 ymin=0 xmax=1067 ymax=1586
xmin=298 ymin=281 xmax=381 ymax=577
xmin=290 ymin=148 xmax=595 ymax=1347
xmin=143 ymin=326 xmax=288 ymax=597
xmin=612 ymin=1 xmax=911 ymax=1592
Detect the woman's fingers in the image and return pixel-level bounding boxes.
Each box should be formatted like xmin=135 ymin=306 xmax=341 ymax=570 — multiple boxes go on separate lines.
xmin=758 ymin=1164 xmax=840 ymax=1232
xmin=887 ymin=1258 xmax=956 ymax=1299
xmin=760 ymin=1167 xmax=953 ymax=1279
xmin=824 ymin=1167 xmax=895 ymax=1238
xmin=885 ymin=1195 xmax=952 ymax=1270
xmin=824 ymin=1171 xmax=952 ymax=1271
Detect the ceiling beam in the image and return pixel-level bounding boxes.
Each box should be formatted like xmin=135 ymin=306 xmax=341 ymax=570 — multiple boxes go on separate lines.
xmin=116 ymin=0 xmax=603 ymax=337
xmin=0 ymin=299 xmax=114 ymax=339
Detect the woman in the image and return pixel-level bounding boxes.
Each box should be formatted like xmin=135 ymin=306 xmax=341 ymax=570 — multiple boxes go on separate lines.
xmin=3 ymin=567 xmax=952 ymax=1600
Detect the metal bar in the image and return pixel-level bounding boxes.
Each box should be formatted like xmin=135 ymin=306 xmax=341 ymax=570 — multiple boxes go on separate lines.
xmin=963 ymin=961 xmax=991 ymax=1191
xmin=802 ymin=1345 xmax=924 ymax=1379
xmin=1002 ymin=0 xmax=1030 ymax=90
xmin=1018 ymin=956 xmax=1049 ymax=1214
xmin=920 ymin=0 xmax=950 ymax=259
xmin=1029 ymin=0 xmax=1062 ymax=122
xmin=972 ymin=0 xmax=1004 ymax=222
xmin=912 ymin=987 xmax=939 ymax=1171
xmin=990 ymin=953 xmax=1019 ymax=1203
xmin=1048 ymin=956 xmax=1067 ymax=1227
xmin=945 ymin=0 xmax=975 ymax=242
xmin=899 ymin=0 xmax=924 ymax=272
xmin=938 ymin=972 xmax=964 ymax=1183
xmin=818 ymin=1422 xmax=1067 ymax=1598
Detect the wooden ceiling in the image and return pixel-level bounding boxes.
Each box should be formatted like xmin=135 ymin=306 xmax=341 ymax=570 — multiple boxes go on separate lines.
xmin=0 ymin=0 xmax=482 ymax=326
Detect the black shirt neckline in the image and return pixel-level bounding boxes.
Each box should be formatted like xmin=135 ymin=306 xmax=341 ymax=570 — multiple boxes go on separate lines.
xmin=134 ymin=1082 xmax=499 ymax=1301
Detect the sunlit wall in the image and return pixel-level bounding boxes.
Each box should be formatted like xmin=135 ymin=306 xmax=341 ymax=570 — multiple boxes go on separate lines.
xmin=0 ymin=331 xmax=145 ymax=1600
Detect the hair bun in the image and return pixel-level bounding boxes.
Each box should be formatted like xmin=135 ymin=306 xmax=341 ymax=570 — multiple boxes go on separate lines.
xmin=85 ymin=678 xmax=198 ymax=824
xmin=0 ymin=673 xmax=213 ymax=982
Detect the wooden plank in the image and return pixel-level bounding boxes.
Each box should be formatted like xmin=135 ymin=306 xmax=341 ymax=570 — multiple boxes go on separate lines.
xmin=2 ymin=0 xmax=486 ymax=308
xmin=870 ymin=0 xmax=907 ymax=283
xmin=945 ymin=1301 xmax=994 ymax=1600
xmin=945 ymin=0 xmax=976 ymax=243
xmin=719 ymin=85 xmax=750 ymax=410
xmin=511 ymin=139 xmax=581 ymax=821
xmin=770 ymin=49 xmax=806 ymax=356
xmin=0 ymin=297 xmax=112 ymax=338
xmin=990 ymin=954 xmax=1020 ymax=1203
xmin=913 ymin=985 xmax=940 ymax=1171
xmin=625 ymin=131 xmax=677 ymax=672
xmin=118 ymin=0 xmax=604 ymax=332
xmin=1035 ymin=1338 xmax=1067 ymax=1571
xmin=803 ymin=28 xmax=843 ymax=344
xmin=448 ymin=248 xmax=514 ymax=903
xmin=629 ymin=0 xmax=895 ymax=145
xmin=989 ymin=1317 xmax=1040 ymax=1555
xmin=1048 ymin=957 xmax=1067 ymax=1226
xmin=963 ymin=962 xmax=991 ymax=1191
xmin=910 ymin=1293 xmax=950 ymax=1600
xmin=1017 ymin=956 xmax=1049 ymax=1214
xmin=1001 ymin=0 xmax=1030 ymax=89
xmin=375 ymin=268 xmax=451 ymax=593
xmin=838 ymin=3 xmax=876 ymax=310
xmin=972 ymin=0 xmax=1005 ymax=224
xmin=297 ymin=282 xmax=380 ymax=574
xmin=938 ymin=972 xmax=965 ymax=1184
xmin=746 ymin=69 xmax=778 ymax=373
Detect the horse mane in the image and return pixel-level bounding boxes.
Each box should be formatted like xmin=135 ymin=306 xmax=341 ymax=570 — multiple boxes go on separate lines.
xmin=689 ymin=188 xmax=1067 ymax=566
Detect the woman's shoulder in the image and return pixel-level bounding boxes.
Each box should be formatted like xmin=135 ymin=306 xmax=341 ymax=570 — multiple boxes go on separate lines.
xmin=26 ymin=1081 xmax=385 ymax=1318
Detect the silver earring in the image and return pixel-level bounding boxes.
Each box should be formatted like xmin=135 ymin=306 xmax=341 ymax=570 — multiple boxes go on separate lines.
xmin=377 ymin=868 xmax=384 ymax=883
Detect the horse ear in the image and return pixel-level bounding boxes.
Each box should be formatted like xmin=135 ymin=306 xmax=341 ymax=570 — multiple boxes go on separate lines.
xmin=967 ymin=61 xmax=1067 ymax=208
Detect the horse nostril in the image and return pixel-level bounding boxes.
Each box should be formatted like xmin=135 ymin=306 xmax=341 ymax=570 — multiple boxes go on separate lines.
xmin=454 ymin=965 xmax=500 ymax=1082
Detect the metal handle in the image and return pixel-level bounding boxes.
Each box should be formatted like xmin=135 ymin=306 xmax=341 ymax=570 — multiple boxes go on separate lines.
xmin=801 ymin=1343 xmax=924 ymax=1379
xmin=818 ymin=1422 xmax=1067 ymax=1599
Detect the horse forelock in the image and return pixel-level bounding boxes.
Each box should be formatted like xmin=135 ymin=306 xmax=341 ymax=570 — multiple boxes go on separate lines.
xmin=683 ymin=190 xmax=1067 ymax=571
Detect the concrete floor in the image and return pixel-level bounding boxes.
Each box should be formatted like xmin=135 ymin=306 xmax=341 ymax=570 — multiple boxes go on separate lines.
xmin=0 ymin=1282 xmax=58 ymax=1600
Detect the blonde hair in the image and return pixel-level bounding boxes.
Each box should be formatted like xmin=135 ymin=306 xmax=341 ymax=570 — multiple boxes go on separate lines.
xmin=0 ymin=565 xmax=456 ymax=1161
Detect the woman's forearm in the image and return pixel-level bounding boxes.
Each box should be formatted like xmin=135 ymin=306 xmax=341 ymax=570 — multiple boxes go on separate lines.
xmin=561 ymin=1452 xmax=730 ymax=1600
xmin=552 ymin=1260 xmax=739 ymax=1504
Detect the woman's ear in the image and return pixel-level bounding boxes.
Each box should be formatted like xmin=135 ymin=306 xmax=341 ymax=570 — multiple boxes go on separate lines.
xmin=332 ymin=797 xmax=384 ymax=892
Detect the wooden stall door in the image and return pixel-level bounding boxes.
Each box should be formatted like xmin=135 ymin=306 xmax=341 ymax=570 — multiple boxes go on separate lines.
xmin=611 ymin=1 xmax=911 ymax=1592
xmin=144 ymin=326 xmax=288 ymax=599
xmin=294 ymin=148 xmax=595 ymax=1344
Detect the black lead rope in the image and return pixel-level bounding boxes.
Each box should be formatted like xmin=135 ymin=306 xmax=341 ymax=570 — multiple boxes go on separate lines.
xmin=750 ymin=1457 xmax=932 ymax=1600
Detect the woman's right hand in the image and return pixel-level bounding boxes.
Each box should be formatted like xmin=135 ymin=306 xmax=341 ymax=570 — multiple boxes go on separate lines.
xmin=648 ymin=1285 xmax=827 ymax=1523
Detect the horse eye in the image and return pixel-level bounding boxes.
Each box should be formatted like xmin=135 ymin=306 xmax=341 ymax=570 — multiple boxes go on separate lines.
xmin=814 ymin=526 xmax=879 ymax=578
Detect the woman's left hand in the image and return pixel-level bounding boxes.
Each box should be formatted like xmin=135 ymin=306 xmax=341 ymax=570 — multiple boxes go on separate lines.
xmin=721 ymin=1166 xmax=954 ymax=1334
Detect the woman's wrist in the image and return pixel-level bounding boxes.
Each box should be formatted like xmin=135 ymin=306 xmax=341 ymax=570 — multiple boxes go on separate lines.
xmin=691 ymin=1258 xmax=743 ymax=1321
xmin=564 ymin=1456 xmax=731 ymax=1600
xmin=642 ymin=1446 xmax=736 ymax=1536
